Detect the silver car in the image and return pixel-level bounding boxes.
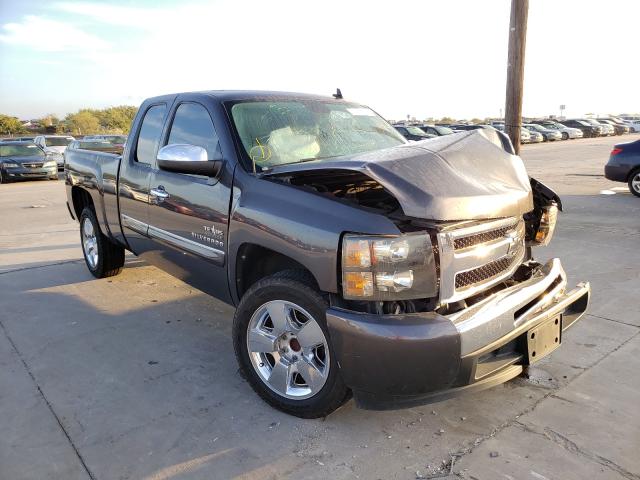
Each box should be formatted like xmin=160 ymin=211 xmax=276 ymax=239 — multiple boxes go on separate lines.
xmin=524 ymin=124 xmax=562 ymax=141
xmin=537 ymin=121 xmax=583 ymax=140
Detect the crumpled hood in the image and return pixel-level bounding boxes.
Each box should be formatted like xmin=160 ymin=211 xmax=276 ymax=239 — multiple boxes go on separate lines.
xmin=265 ymin=129 xmax=533 ymax=221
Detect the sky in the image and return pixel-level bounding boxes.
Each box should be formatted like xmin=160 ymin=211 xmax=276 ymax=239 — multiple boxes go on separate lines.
xmin=0 ymin=0 xmax=639 ymax=121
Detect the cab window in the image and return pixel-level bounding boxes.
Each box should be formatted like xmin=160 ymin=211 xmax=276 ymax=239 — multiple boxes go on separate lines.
xmin=135 ymin=104 xmax=167 ymax=165
xmin=167 ymin=103 xmax=220 ymax=158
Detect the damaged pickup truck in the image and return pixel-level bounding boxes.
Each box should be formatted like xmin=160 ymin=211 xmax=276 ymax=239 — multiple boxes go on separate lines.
xmin=65 ymin=91 xmax=591 ymax=418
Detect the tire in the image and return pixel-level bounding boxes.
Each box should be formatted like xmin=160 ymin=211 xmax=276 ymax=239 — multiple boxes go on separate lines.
xmin=233 ymin=270 xmax=350 ymax=418
xmin=628 ymin=169 xmax=640 ymax=198
xmin=0 ymin=170 xmax=4 ymax=184
xmin=561 ymin=132 xmax=569 ymax=140
xmin=79 ymin=207 xmax=125 ymax=278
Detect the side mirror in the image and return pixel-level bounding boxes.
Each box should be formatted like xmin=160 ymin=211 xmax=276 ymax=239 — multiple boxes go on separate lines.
xmin=157 ymin=144 xmax=223 ymax=177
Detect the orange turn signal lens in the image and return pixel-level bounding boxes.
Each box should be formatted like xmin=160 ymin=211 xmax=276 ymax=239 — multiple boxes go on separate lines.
xmin=343 ymin=271 xmax=374 ymax=297
xmin=343 ymin=239 xmax=371 ymax=268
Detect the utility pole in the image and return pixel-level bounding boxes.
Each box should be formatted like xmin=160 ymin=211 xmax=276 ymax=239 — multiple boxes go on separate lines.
xmin=504 ymin=0 xmax=529 ymax=155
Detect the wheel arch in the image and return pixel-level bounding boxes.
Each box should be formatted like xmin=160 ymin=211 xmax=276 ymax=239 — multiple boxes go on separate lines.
xmin=233 ymin=243 xmax=321 ymax=302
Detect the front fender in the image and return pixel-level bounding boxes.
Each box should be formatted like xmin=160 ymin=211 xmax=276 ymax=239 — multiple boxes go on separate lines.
xmin=227 ymin=170 xmax=400 ymax=304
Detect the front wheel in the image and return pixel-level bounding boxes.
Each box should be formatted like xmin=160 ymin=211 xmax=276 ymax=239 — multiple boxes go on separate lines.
xmin=233 ymin=271 xmax=350 ymax=418
xmin=561 ymin=132 xmax=569 ymax=140
xmin=628 ymin=169 xmax=640 ymax=198
xmin=79 ymin=207 xmax=125 ymax=278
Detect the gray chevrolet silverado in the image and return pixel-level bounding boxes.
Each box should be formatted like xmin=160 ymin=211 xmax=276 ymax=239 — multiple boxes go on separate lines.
xmin=65 ymin=91 xmax=591 ymax=418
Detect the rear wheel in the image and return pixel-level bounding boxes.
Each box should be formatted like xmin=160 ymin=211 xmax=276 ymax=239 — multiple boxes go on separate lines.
xmin=233 ymin=271 xmax=350 ymax=418
xmin=79 ymin=207 xmax=125 ymax=278
xmin=628 ymin=169 xmax=640 ymax=198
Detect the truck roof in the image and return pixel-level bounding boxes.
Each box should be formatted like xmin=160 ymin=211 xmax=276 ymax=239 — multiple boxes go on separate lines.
xmin=144 ymin=90 xmax=343 ymax=104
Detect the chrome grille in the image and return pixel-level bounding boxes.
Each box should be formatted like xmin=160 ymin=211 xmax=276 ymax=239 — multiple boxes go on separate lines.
xmin=437 ymin=217 xmax=525 ymax=304
xmin=23 ymin=162 xmax=44 ymax=168
xmin=453 ymin=221 xmax=519 ymax=250
xmin=455 ymin=256 xmax=516 ymax=289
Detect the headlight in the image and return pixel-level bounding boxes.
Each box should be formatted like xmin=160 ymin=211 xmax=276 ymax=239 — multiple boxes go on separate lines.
xmin=341 ymin=232 xmax=437 ymax=300
xmin=529 ymin=204 xmax=558 ymax=247
xmin=43 ymin=160 xmax=57 ymax=168
xmin=2 ymin=162 xmax=19 ymax=168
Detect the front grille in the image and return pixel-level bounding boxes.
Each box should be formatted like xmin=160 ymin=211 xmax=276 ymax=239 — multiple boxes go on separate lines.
xmin=455 ymin=256 xmax=515 ymax=289
xmin=437 ymin=217 xmax=526 ymax=303
xmin=23 ymin=163 xmax=44 ymax=168
xmin=453 ymin=221 xmax=519 ymax=250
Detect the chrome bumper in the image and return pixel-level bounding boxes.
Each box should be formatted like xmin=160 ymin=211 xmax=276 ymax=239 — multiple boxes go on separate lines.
xmin=448 ymin=258 xmax=590 ymax=357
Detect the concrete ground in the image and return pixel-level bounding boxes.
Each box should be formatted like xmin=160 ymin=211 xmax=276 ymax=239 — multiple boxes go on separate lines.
xmin=1 ymin=134 xmax=638 ymax=480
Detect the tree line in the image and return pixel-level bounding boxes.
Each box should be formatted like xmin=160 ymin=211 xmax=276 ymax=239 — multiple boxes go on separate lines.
xmin=0 ymin=106 xmax=138 ymax=136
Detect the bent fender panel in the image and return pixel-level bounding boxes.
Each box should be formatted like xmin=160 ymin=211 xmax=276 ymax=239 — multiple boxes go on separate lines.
xmin=227 ymin=170 xmax=400 ymax=303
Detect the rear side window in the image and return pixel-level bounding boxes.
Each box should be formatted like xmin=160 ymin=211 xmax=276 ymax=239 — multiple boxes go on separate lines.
xmin=167 ymin=103 xmax=220 ymax=158
xmin=135 ymin=104 xmax=166 ymax=165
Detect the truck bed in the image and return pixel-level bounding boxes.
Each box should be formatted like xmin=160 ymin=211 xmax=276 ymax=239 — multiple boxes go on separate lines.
xmin=65 ymin=146 xmax=123 ymax=241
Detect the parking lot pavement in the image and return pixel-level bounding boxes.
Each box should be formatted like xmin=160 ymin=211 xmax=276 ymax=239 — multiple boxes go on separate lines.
xmin=1 ymin=135 xmax=639 ymax=480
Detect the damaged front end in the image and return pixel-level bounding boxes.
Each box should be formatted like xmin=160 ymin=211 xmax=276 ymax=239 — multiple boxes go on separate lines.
xmin=262 ymin=130 xmax=590 ymax=408
xmin=263 ymin=130 xmax=577 ymax=318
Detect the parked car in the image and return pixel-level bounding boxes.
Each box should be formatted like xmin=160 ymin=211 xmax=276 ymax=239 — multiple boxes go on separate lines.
xmin=66 ymin=140 xmax=124 ymax=155
xmin=416 ymin=125 xmax=455 ymax=136
xmin=520 ymin=127 xmax=543 ymax=143
xmin=561 ymin=119 xmax=602 ymax=138
xmin=82 ymin=134 xmax=127 ymax=148
xmin=581 ymin=119 xmax=614 ymax=136
xmin=623 ymin=120 xmax=640 ymax=133
xmin=494 ymin=124 xmax=537 ymax=143
xmin=393 ymin=125 xmax=435 ymax=141
xmin=448 ymin=124 xmax=493 ymax=131
xmin=597 ymin=118 xmax=630 ymax=135
xmin=64 ymin=90 xmax=590 ymax=417
xmin=604 ymin=139 xmax=640 ymax=197
xmin=524 ymin=124 xmax=563 ymax=142
xmin=33 ymin=135 xmax=75 ymax=170
xmin=530 ymin=121 xmax=583 ymax=140
xmin=0 ymin=142 xmax=58 ymax=183
xmin=0 ymin=136 xmax=36 ymax=142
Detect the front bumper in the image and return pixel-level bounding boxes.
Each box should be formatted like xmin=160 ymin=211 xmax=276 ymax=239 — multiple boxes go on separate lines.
xmin=327 ymin=258 xmax=590 ymax=410
xmin=2 ymin=166 xmax=57 ymax=180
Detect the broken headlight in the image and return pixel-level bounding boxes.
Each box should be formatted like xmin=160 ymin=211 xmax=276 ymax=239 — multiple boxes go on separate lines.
xmin=529 ymin=204 xmax=558 ymax=247
xmin=341 ymin=232 xmax=437 ymax=300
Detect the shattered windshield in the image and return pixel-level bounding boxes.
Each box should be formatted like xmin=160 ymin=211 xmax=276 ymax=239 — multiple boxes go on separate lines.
xmin=230 ymin=100 xmax=406 ymax=170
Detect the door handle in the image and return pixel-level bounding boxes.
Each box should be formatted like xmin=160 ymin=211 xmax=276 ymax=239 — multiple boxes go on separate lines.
xmin=150 ymin=186 xmax=169 ymax=199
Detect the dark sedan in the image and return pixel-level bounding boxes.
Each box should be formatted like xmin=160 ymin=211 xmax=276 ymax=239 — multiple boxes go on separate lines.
xmin=561 ymin=119 xmax=602 ymax=138
xmin=597 ymin=118 xmax=630 ymax=135
xmin=393 ymin=125 xmax=435 ymax=141
xmin=417 ymin=125 xmax=455 ymax=136
xmin=604 ymin=139 xmax=640 ymax=197
xmin=0 ymin=142 xmax=58 ymax=183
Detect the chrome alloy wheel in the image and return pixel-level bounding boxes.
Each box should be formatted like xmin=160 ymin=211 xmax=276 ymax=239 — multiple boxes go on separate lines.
xmin=82 ymin=217 xmax=98 ymax=269
xmin=247 ymin=300 xmax=330 ymax=400
xmin=632 ymin=173 xmax=640 ymax=194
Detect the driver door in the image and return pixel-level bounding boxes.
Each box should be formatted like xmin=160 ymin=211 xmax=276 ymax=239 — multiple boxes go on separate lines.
xmin=145 ymin=101 xmax=233 ymax=302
